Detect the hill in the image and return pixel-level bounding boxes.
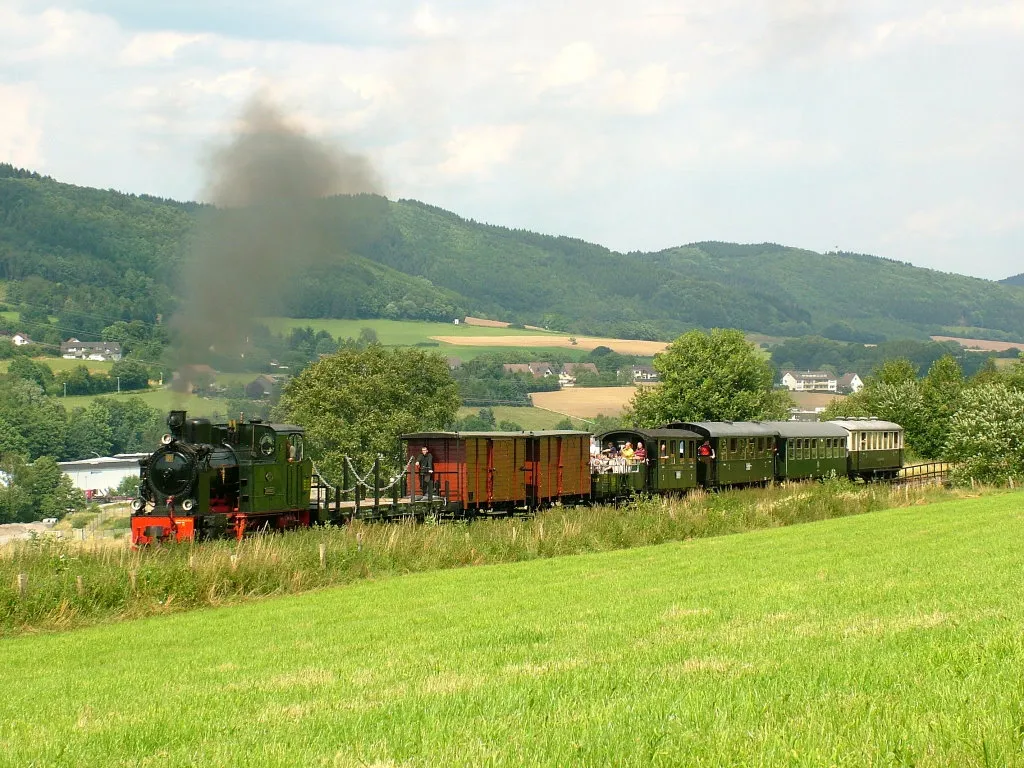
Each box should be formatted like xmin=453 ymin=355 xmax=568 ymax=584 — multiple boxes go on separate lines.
xmin=3 ymin=491 xmax=1023 ymax=765
xmin=4 ymin=164 xmax=1024 ymax=344
xmin=1002 ymin=272 xmax=1024 ymax=286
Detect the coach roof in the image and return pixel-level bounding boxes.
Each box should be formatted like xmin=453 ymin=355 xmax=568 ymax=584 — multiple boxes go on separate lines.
xmin=758 ymin=421 xmax=849 ymax=439
xmin=663 ymin=422 xmax=781 ymax=437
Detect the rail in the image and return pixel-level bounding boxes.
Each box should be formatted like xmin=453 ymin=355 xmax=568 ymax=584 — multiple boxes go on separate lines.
xmin=894 ymin=462 xmax=953 ymax=487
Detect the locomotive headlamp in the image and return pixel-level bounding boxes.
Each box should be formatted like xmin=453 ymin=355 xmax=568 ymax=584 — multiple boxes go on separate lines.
xmin=131 ymin=498 xmax=145 ymax=512
xmin=181 ymin=498 xmax=196 ymax=512
xmin=161 ymin=434 xmax=174 ymax=445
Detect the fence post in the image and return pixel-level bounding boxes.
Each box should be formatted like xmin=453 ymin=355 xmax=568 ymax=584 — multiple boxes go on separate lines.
xmin=76 ymin=575 xmax=84 ymax=597
xmin=129 ymin=570 xmax=137 ymax=592
xmin=373 ymin=457 xmax=381 ymax=513
xmin=16 ymin=573 xmax=27 ymax=598
xmin=319 ymin=543 xmax=326 ymax=569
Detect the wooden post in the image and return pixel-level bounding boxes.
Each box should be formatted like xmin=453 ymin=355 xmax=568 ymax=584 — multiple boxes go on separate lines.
xmin=373 ymin=457 xmax=380 ymax=513
xmin=76 ymin=575 xmax=84 ymax=597
xmin=230 ymin=554 xmax=239 ymax=571
xmin=319 ymin=543 xmax=326 ymax=569
xmin=16 ymin=573 xmax=27 ymax=598
xmin=129 ymin=570 xmax=137 ymax=591
xmin=342 ymin=463 xmax=350 ymax=503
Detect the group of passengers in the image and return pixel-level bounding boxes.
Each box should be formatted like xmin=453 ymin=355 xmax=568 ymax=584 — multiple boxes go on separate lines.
xmin=590 ymin=438 xmax=647 ymax=473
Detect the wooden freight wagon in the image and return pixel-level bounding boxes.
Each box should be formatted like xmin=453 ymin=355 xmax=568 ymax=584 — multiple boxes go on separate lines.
xmin=400 ymin=431 xmax=592 ymax=513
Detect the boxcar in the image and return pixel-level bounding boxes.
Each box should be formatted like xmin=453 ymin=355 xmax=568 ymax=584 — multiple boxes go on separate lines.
xmin=401 ymin=431 xmax=592 ymax=513
xmin=761 ymin=421 xmax=849 ymax=481
xmin=593 ymin=427 xmax=701 ymax=500
xmin=665 ymin=422 xmax=777 ymax=488
xmin=827 ymin=419 xmax=905 ymax=480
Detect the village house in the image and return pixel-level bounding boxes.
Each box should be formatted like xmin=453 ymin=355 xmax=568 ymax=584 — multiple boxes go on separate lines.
xmin=11 ymin=332 xmax=33 ymax=346
xmin=61 ymin=338 xmax=123 ymax=361
xmin=503 ymin=362 xmax=555 ymax=379
xmin=837 ymin=372 xmax=864 ymax=393
xmin=245 ymin=375 xmax=277 ymax=399
xmin=558 ymin=362 xmax=599 ymax=388
xmin=780 ymin=370 xmax=839 ymax=392
xmin=629 ymin=365 xmax=660 ymax=382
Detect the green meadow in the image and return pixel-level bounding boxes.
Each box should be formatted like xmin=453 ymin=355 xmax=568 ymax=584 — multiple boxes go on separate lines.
xmin=455 ymin=405 xmax=577 ymax=430
xmin=3 ymin=491 xmax=1023 ymax=766
xmin=56 ymin=388 xmax=230 ymax=418
xmin=259 ymin=318 xmax=554 ymax=346
xmin=0 ymin=357 xmax=113 ymax=374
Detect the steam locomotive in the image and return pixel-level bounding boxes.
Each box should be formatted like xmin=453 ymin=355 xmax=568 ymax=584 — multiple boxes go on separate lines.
xmin=130 ymin=410 xmax=904 ymax=545
xmin=131 ymin=410 xmax=313 ymax=544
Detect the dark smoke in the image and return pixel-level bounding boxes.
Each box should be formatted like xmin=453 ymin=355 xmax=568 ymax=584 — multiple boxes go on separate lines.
xmin=172 ymin=94 xmax=381 ymax=391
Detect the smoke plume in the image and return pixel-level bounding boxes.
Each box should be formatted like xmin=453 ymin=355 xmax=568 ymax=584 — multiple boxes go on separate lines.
xmin=172 ymin=94 xmax=381 ymax=390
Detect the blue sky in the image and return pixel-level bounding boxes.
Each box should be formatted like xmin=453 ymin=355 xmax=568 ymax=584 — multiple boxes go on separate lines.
xmin=1 ymin=0 xmax=1022 ymax=279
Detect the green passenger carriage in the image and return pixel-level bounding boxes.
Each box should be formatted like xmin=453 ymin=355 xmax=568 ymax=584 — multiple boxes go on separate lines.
xmin=762 ymin=421 xmax=849 ymax=480
xmin=828 ymin=419 xmax=905 ymax=480
xmin=593 ymin=428 xmax=701 ymax=499
xmin=665 ymin=422 xmax=777 ymax=488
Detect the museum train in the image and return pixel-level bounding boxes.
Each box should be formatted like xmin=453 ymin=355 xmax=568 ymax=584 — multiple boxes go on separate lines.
xmin=130 ymin=410 xmax=904 ymax=544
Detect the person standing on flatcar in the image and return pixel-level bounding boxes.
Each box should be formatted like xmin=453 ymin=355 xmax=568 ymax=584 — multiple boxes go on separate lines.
xmin=621 ymin=441 xmax=635 ymax=461
xmin=634 ymin=441 xmax=647 ymax=463
xmin=415 ymin=445 xmax=435 ymax=498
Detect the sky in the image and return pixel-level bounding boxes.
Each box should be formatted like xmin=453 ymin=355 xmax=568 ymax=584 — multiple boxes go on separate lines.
xmin=1 ymin=0 xmax=1022 ymax=280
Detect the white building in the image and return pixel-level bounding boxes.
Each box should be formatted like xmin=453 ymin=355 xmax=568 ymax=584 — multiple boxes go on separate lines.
xmin=61 ymin=339 xmax=123 ymax=361
xmin=58 ymin=454 xmax=148 ymax=498
xmin=780 ymin=370 xmax=839 ymax=392
xmin=11 ymin=333 xmax=33 ymax=346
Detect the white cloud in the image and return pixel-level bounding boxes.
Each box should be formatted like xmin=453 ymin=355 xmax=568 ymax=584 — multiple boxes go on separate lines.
xmin=0 ymin=83 xmax=44 ymax=168
xmin=541 ymin=41 xmax=602 ymax=89
xmin=0 ymin=0 xmax=1022 ymax=278
xmin=438 ymin=124 xmax=525 ymax=178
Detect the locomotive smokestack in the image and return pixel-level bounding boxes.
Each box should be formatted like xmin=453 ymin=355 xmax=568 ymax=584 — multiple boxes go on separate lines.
xmin=171 ymin=93 xmax=383 ymax=392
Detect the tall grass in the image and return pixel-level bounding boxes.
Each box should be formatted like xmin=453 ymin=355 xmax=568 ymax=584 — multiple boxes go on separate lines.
xmin=0 ymin=479 xmax=979 ymax=634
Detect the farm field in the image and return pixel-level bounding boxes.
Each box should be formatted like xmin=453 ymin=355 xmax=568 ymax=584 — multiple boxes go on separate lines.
xmin=3 ymin=492 xmax=1023 ymax=766
xmin=433 ymin=333 xmax=669 ymax=356
xmin=930 ymin=334 xmax=1024 ymax=352
xmin=259 ymin=318 xmax=554 ymax=346
xmin=789 ymin=390 xmax=845 ymax=409
xmin=456 ymin=405 xmax=579 ymax=430
xmin=531 ymin=385 xmax=637 ymax=417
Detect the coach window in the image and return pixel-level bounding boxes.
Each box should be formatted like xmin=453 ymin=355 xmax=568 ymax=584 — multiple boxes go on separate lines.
xmin=670 ymin=441 xmax=677 ymax=463
xmin=678 ymin=441 xmax=686 ymax=461
xmin=287 ymin=434 xmax=303 ymax=462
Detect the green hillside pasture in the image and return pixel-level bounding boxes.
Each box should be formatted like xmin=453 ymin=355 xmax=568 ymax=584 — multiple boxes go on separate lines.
xmin=57 ymin=389 xmax=229 ymax=418
xmin=0 ymin=356 xmax=113 ymax=374
xmin=259 ymin=317 xmax=554 ymax=346
xmin=456 ymin=405 xmax=576 ymax=430
xmin=3 ymin=492 xmax=1023 ymax=766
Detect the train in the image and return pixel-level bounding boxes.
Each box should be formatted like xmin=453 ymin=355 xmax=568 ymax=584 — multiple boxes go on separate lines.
xmin=130 ymin=410 xmax=904 ymax=545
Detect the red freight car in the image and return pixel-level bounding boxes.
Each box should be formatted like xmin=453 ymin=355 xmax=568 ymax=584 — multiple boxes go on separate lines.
xmin=401 ymin=431 xmax=592 ymax=512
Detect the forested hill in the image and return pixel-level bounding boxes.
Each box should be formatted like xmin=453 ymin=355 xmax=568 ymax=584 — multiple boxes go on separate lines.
xmin=3 ymin=163 xmax=1024 ymax=344
xmin=1002 ymin=273 xmax=1024 ymax=287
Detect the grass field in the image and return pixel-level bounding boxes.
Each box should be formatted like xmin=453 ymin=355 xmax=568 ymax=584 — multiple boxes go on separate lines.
xmin=259 ymin=318 xmax=554 ymax=346
xmin=2 ymin=491 xmax=1022 ymax=766
xmin=0 ymin=357 xmax=113 ymax=374
xmin=456 ymin=405 xmax=579 ymax=430
xmin=56 ymin=388 xmax=230 ymax=417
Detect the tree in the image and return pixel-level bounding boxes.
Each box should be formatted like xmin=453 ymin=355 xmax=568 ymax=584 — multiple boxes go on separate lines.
xmin=917 ymin=355 xmax=964 ymax=459
xmin=276 ymin=346 xmax=460 ymax=480
xmin=945 ymin=384 xmax=1024 ymax=485
xmin=7 ymin=357 xmax=54 ymax=389
xmin=109 ymin=359 xmax=151 ymax=391
xmin=0 ymin=379 xmax=68 ymax=459
xmin=630 ymin=329 xmax=791 ymax=426
xmin=65 ymin=403 xmax=115 ymax=460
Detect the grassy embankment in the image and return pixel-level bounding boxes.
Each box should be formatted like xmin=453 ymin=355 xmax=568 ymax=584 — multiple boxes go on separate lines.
xmin=0 ymin=480 xmax=981 ymax=636
xmin=2 ymin=490 xmax=1023 ymax=766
